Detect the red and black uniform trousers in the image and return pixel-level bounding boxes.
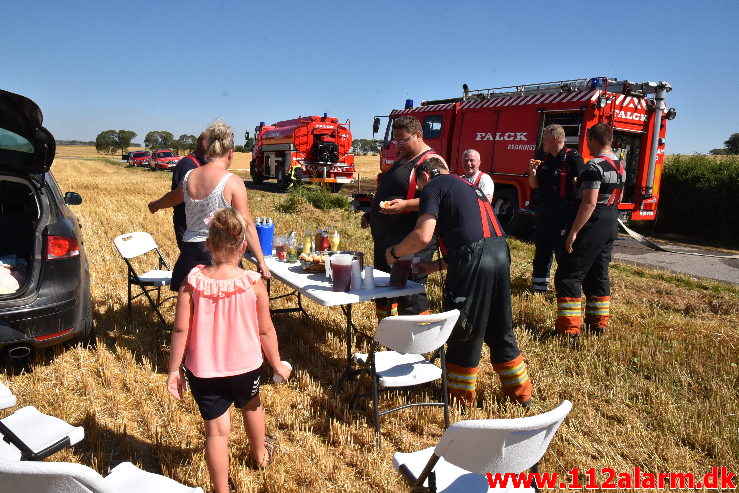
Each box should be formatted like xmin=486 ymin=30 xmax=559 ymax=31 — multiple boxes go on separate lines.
xmin=532 ymin=148 xmax=581 ymax=292
xmin=554 ymin=158 xmax=623 ymax=335
xmin=436 ymin=178 xmax=532 ymax=406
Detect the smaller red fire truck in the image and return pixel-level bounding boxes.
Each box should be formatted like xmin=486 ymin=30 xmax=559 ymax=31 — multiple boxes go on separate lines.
xmin=249 ymin=115 xmax=355 ymax=191
xmin=374 ymin=77 xmax=676 ymax=233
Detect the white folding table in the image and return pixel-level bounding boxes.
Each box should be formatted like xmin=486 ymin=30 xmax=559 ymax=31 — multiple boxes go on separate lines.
xmin=245 ymin=255 xmax=426 ymax=392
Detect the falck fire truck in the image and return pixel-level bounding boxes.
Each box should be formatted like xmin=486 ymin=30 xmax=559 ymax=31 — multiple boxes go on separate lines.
xmin=248 ymin=115 xmax=355 ymax=192
xmin=373 ymin=77 xmax=676 ymax=233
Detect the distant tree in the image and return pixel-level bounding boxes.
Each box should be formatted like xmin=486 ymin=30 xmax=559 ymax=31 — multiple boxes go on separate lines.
xmin=116 ymin=130 xmax=137 ymax=153
xmin=95 ymin=130 xmax=118 ymax=155
xmin=709 ymin=148 xmax=729 ymax=155
xmin=173 ymin=134 xmax=196 ymax=154
xmin=144 ymin=130 xmax=175 ymax=149
xmin=724 ymin=133 xmax=739 ymax=154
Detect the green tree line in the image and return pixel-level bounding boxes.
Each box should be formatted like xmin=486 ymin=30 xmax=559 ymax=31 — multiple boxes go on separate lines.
xmin=95 ymin=130 xmax=199 ymax=156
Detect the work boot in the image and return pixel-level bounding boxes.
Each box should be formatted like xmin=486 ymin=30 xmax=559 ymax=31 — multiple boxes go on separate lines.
xmin=446 ymin=363 xmax=479 ymax=408
xmin=584 ymin=296 xmax=609 ymax=335
xmin=555 ymin=297 xmax=582 ymax=336
xmin=493 ymin=354 xmax=532 ymax=405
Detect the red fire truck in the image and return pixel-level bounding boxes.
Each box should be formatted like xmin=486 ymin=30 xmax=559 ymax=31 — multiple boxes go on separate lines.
xmin=249 ymin=115 xmax=355 ymax=192
xmin=373 ymin=77 xmax=675 ymax=233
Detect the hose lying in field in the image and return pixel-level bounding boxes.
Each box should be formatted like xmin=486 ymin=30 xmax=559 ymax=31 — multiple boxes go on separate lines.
xmin=617 ymin=219 xmax=739 ymax=259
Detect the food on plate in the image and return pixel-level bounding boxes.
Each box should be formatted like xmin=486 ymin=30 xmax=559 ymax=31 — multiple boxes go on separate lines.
xmin=379 ymin=200 xmax=389 ymax=209
xmin=299 ymin=253 xmax=311 ymax=261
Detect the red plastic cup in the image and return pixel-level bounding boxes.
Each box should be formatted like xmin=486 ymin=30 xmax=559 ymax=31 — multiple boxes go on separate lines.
xmin=389 ymin=255 xmax=413 ymax=288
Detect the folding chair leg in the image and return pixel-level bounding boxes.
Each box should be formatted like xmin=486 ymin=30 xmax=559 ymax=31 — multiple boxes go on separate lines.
xmin=127 ymin=281 xmax=132 ymax=323
xmin=371 ymin=351 xmax=382 ymax=449
xmin=441 ymin=346 xmax=449 ymax=429
xmin=140 ymin=286 xmax=167 ymax=324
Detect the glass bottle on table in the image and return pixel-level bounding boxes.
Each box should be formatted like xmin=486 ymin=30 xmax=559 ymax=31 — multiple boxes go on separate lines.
xmin=303 ymin=230 xmax=313 ymax=254
xmin=330 ymin=229 xmax=340 ymax=251
xmin=320 ymin=231 xmax=331 ymax=252
xmin=315 ymin=229 xmax=324 ymax=252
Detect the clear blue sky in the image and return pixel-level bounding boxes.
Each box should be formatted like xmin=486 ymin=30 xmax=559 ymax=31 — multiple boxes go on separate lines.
xmin=3 ymin=0 xmax=737 ymax=154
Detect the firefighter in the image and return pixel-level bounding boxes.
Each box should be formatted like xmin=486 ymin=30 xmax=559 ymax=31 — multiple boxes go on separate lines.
xmin=553 ymin=123 xmax=624 ymax=339
xmin=528 ymin=124 xmax=584 ymax=293
xmin=385 ymin=155 xmax=532 ymax=408
xmin=361 ymin=116 xmax=436 ymax=318
xmin=460 ymin=149 xmax=494 ymax=202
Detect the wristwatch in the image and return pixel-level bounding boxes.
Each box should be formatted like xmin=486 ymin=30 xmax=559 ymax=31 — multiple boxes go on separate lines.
xmin=390 ymin=246 xmax=400 ymax=260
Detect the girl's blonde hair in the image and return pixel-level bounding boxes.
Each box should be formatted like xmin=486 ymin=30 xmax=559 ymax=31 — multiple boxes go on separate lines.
xmin=205 ymin=119 xmax=234 ymax=161
xmin=207 ymin=208 xmax=246 ymax=263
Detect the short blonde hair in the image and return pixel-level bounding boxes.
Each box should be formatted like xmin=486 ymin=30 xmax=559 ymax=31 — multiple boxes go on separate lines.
xmin=205 ymin=120 xmax=234 ymax=161
xmin=207 ymin=208 xmax=246 ymax=263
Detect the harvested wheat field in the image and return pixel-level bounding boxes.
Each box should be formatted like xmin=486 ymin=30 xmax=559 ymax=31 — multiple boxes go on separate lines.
xmin=2 ymin=154 xmax=737 ymax=492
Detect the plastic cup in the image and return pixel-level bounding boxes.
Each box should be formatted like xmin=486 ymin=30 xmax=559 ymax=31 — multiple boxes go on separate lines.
xmin=389 ymin=255 xmax=413 ymax=288
xmin=273 ymin=361 xmax=292 ymax=383
xmin=330 ymin=254 xmax=353 ymax=292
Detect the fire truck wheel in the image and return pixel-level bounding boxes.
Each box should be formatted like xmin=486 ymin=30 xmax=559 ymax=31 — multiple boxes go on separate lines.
xmin=492 ymin=188 xmax=520 ymax=234
xmin=329 ymin=183 xmax=344 ymax=193
xmin=251 ymin=171 xmax=264 ymax=185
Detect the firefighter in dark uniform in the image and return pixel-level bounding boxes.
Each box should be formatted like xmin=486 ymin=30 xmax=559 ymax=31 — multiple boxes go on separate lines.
xmin=553 ymin=123 xmax=624 ymax=338
xmin=385 ymin=155 xmax=532 ymax=408
xmin=361 ymin=116 xmax=436 ymax=318
xmin=528 ymin=124 xmax=584 ymax=293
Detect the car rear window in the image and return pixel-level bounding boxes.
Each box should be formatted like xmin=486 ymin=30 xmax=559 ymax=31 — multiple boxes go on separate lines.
xmin=0 ymin=128 xmax=34 ymax=153
xmin=133 ymin=151 xmax=148 ymax=157
xmin=158 ymin=152 xmax=175 ymax=158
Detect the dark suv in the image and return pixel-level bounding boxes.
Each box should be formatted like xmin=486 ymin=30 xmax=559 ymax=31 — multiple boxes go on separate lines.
xmin=0 ymin=89 xmax=93 ymax=361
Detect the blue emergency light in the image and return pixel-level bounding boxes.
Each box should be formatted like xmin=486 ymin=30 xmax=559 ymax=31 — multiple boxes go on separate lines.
xmin=405 ymin=99 xmax=414 ymax=109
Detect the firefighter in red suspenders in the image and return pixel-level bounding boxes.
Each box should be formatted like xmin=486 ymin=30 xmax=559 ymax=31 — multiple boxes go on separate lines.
xmin=553 ymin=123 xmax=624 ymax=339
xmin=386 ymin=156 xmax=532 ymax=408
xmin=361 ymin=116 xmax=437 ymax=318
xmin=460 ymin=149 xmax=494 ymax=203
xmin=528 ymin=124 xmax=584 ymax=293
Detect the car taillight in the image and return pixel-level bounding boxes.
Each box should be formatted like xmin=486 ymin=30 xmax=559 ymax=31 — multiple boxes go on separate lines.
xmin=47 ymin=236 xmax=79 ymax=259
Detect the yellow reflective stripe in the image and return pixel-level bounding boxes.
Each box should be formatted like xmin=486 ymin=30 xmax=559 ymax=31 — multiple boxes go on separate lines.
xmin=501 ymin=372 xmax=530 ymax=387
xmin=585 ymin=309 xmax=609 ymax=314
xmin=496 ymin=363 xmax=524 ymax=377
xmin=557 ymin=302 xmax=582 ymax=308
xmin=447 ymin=381 xmax=476 ymax=390
xmin=448 ymin=373 xmax=477 ymax=382
xmin=587 ymin=301 xmax=610 ymax=306
xmin=558 ymin=310 xmax=581 ymax=316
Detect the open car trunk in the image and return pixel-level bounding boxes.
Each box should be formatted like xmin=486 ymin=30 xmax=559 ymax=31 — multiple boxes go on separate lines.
xmin=0 ymin=177 xmax=40 ymax=296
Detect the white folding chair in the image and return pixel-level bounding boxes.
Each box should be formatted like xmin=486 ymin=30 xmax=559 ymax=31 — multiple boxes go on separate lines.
xmin=392 ymin=400 xmax=572 ymax=493
xmin=0 ymin=380 xmax=17 ymax=410
xmin=113 ymin=232 xmax=174 ymax=324
xmin=0 ymin=405 xmax=85 ymax=461
xmin=0 ymin=458 xmax=204 ymax=492
xmin=352 ymin=310 xmax=460 ymax=448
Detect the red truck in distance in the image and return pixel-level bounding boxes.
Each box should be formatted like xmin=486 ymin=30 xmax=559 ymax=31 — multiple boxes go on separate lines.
xmin=249 ymin=115 xmax=355 ymax=192
xmin=374 ymin=77 xmax=675 ymax=233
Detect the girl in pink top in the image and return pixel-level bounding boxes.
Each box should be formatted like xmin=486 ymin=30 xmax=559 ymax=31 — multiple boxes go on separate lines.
xmin=167 ymin=208 xmax=290 ymax=492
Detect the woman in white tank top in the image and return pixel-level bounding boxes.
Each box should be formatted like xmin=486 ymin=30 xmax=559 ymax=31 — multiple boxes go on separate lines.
xmin=149 ymin=120 xmax=271 ymax=290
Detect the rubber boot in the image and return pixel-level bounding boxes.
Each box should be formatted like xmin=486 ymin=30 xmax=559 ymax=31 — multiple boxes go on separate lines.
xmin=493 ymin=353 xmax=532 ymax=406
xmin=584 ymin=296 xmax=610 ymax=335
xmin=555 ymin=297 xmax=582 ymax=335
xmin=446 ymin=363 xmax=478 ymax=407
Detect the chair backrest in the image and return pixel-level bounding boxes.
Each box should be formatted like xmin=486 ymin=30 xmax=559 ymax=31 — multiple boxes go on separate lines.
xmin=434 ymin=400 xmax=572 ymax=474
xmin=0 ymin=380 xmax=17 ymax=410
xmin=374 ymin=309 xmax=460 ymax=354
xmin=0 ymin=459 xmax=112 ymax=493
xmin=114 ymin=232 xmax=159 ymax=260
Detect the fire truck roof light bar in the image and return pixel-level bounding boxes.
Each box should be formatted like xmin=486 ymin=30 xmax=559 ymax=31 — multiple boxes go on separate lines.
xmin=461 ymin=78 xmax=668 ymax=101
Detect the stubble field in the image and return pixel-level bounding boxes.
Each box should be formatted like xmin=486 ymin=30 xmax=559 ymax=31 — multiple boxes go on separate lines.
xmin=1 ymin=149 xmax=737 ymax=492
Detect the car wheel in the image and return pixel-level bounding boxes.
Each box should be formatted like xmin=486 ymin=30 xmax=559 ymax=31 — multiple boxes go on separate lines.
xmin=492 ymin=187 xmax=520 ymax=235
xmin=78 ymin=302 xmax=96 ymax=349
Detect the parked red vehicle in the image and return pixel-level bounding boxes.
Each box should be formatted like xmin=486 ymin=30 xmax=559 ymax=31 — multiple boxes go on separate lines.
xmin=373 ymin=77 xmax=675 ymax=233
xmin=128 ymin=150 xmax=151 ymax=167
xmin=150 ymin=149 xmax=179 ymax=171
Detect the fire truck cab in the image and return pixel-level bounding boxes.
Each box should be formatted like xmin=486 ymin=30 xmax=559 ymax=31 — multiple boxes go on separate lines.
xmin=376 ymin=77 xmax=675 ymax=233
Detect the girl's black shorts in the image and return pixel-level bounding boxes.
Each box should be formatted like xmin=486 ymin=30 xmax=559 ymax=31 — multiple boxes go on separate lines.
xmin=185 ymin=366 xmax=262 ymax=420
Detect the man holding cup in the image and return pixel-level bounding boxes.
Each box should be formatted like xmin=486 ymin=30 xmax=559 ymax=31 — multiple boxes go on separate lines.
xmin=385 ymin=155 xmax=532 ymax=408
